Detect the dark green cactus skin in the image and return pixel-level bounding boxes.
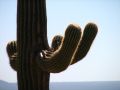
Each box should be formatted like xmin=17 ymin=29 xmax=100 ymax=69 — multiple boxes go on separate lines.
xmin=6 ymin=41 xmax=18 ymax=71
xmin=17 ymin=0 xmax=50 ymax=90
xmin=36 ymin=24 xmax=82 ymax=73
xmin=51 ymin=35 xmax=63 ymax=51
xmin=71 ymin=23 xmax=98 ymax=64
xmin=49 ymin=23 xmax=98 ymax=65
xmin=6 ymin=0 xmax=98 ymax=90
xmin=7 ymin=23 xmax=98 ymax=72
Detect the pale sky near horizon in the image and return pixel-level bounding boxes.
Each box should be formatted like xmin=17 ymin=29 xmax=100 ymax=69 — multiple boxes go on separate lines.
xmin=0 ymin=0 xmax=120 ymax=83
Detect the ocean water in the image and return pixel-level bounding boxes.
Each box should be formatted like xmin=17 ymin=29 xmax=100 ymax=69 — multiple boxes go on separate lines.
xmin=0 ymin=81 xmax=120 ymax=90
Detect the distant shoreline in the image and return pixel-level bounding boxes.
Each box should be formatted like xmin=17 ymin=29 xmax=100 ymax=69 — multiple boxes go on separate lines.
xmin=0 ymin=80 xmax=120 ymax=90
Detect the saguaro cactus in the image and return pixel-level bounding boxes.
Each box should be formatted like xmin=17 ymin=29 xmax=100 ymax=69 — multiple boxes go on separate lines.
xmin=6 ymin=0 xmax=98 ymax=90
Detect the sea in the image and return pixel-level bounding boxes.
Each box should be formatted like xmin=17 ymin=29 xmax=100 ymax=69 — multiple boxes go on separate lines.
xmin=0 ymin=80 xmax=120 ymax=90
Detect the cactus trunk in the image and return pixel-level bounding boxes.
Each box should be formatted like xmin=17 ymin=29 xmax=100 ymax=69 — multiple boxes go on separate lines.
xmin=17 ymin=0 xmax=50 ymax=90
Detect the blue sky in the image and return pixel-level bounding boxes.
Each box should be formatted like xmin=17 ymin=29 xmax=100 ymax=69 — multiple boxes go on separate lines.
xmin=0 ymin=0 xmax=120 ymax=82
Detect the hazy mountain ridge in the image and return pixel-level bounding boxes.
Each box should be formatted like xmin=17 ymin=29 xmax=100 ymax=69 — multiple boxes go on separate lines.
xmin=0 ymin=80 xmax=17 ymax=90
xmin=0 ymin=80 xmax=120 ymax=90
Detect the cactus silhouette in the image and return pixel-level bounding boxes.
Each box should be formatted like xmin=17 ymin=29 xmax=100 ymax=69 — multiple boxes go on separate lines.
xmin=6 ymin=41 xmax=18 ymax=71
xmin=6 ymin=0 xmax=98 ymax=90
xmin=36 ymin=24 xmax=82 ymax=73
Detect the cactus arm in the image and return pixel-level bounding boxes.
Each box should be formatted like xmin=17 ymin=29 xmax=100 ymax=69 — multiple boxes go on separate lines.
xmin=50 ymin=23 xmax=98 ymax=65
xmin=6 ymin=41 xmax=18 ymax=71
xmin=9 ymin=53 xmax=18 ymax=71
xmin=51 ymin=35 xmax=63 ymax=51
xmin=71 ymin=23 xmax=98 ymax=64
xmin=36 ymin=24 xmax=82 ymax=73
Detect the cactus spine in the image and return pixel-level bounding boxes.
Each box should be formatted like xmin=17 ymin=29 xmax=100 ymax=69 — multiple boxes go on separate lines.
xmin=6 ymin=0 xmax=98 ymax=90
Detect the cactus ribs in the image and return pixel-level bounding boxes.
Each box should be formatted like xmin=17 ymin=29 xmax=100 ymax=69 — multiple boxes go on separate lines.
xmin=6 ymin=0 xmax=98 ymax=90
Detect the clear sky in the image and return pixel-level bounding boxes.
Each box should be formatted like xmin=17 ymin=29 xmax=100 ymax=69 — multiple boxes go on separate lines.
xmin=0 ymin=0 xmax=120 ymax=83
